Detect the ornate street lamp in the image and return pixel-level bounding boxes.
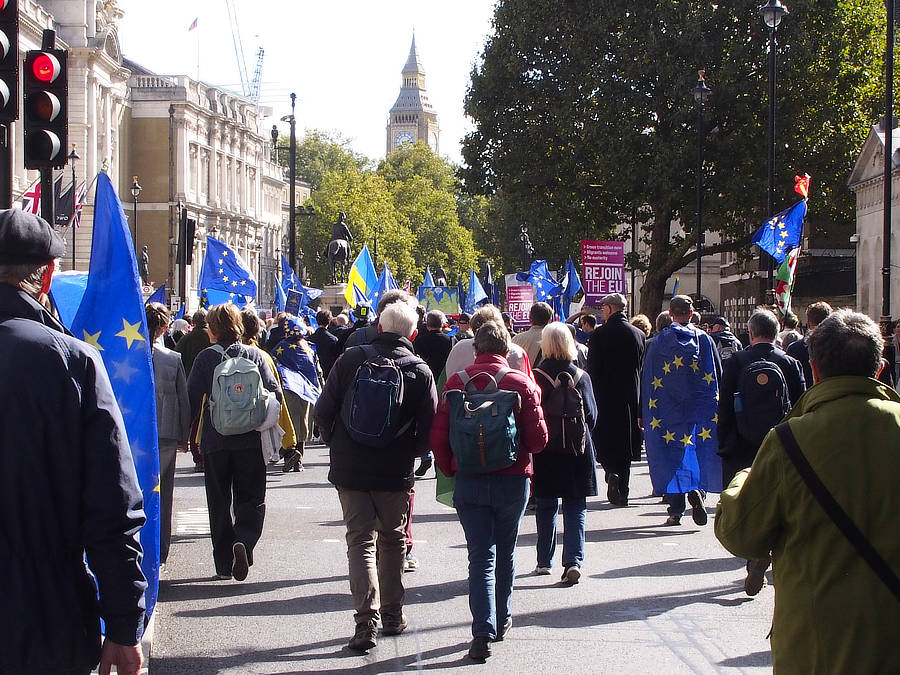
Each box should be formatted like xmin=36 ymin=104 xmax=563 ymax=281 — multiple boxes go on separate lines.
xmin=693 ymin=71 xmax=711 ymax=300
xmin=67 ymin=144 xmax=79 ymax=269
xmin=520 ymin=224 xmax=534 ymax=270
xmin=130 ymin=175 xmax=142 ymax=247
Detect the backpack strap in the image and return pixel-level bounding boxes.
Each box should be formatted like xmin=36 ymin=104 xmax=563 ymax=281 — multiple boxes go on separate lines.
xmin=774 ymin=422 xmax=900 ymax=602
xmin=533 ymin=367 xmax=555 ymax=386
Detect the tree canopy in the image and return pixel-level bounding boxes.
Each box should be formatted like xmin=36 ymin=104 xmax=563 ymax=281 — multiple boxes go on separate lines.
xmin=461 ymin=0 xmax=886 ymax=315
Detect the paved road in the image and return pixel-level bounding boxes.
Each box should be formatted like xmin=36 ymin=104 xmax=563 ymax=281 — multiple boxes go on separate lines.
xmin=151 ymin=446 xmax=774 ymax=674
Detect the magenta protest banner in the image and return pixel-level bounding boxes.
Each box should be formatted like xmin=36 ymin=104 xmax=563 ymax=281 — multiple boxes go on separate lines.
xmin=581 ymin=240 xmax=626 ymax=306
xmin=505 ymin=279 xmax=534 ymax=330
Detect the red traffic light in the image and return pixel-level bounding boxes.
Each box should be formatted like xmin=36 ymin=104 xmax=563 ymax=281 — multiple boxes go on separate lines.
xmin=31 ymin=53 xmax=60 ymax=83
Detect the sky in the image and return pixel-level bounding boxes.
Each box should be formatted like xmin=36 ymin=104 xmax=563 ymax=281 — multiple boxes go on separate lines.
xmin=116 ymin=0 xmax=498 ymax=165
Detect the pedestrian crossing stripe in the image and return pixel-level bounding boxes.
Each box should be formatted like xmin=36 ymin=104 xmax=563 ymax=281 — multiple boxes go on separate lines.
xmin=175 ymin=507 xmax=210 ymax=535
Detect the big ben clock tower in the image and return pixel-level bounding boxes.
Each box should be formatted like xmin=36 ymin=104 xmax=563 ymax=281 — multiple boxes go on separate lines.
xmin=386 ymin=35 xmax=440 ymax=156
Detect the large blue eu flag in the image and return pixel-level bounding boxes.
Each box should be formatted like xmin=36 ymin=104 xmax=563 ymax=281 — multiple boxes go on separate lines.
xmin=751 ymin=199 xmax=807 ymax=264
xmin=641 ymin=322 xmax=722 ymax=494
xmin=198 ymin=236 xmax=257 ymax=306
xmin=517 ymin=260 xmax=562 ymax=302
xmin=69 ymin=172 xmax=161 ymax=617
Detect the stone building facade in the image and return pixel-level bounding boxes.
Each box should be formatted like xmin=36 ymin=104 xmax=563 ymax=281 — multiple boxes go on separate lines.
xmin=385 ymin=35 xmax=439 ymax=156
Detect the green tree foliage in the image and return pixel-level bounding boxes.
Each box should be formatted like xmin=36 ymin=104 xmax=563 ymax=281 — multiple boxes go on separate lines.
xmin=281 ymin=130 xmax=370 ymax=190
xmin=461 ymin=0 xmax=885 ymax=315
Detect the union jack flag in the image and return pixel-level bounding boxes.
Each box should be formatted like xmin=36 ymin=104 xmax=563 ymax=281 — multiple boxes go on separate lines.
xmin=20 ymin=179 xmax=40 ymax=214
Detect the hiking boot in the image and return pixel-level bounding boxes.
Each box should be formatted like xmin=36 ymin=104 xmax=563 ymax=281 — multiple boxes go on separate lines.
xmin=348 ymin=620 xmax=378 ymax=651
xmin=688 ymin=489 xmax=708 ymax=526
xmin=494 ymin=616 xmax=512 ymax=641
xmin=665 ymin=514 xmax=682 ymax=526
xmin=745 ymin=557 xmax=771 ymax=597
xmin=468 ymin=636 xmax=492 ymax=661
xmin=414 ymin=458 xmax=433 ymax=477
xmin=381 ymin=613 xmax=408 ymax=636
xmin=562 ymin=566 xmax=581 ymax=585
xmin=607 ymin=473 xmax=621 ymax=505
xmin=231 ymin=542 xmax=249 ymax=582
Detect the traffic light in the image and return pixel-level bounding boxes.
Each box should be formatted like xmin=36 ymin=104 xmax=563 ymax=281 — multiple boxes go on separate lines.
xmin=23 ymin=47 xmax=67 ymax=168
xmin=0 ymin=0 xmax=18 ymax=123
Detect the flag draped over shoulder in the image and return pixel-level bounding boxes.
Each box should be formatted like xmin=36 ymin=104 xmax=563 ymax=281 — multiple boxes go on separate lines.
xmin=372 ymin=262 xmax=399 ymax=307
xmin=273 ymin=318 xmax=322 ymax=404
xmin=69 ymin=172 xmax=161 ymax=617
xmin=464 ymin=268 xmax=488 ymax=314
xmin=344 ymin=244 xmax=377 ymax=306
xmin=516 ymin=260 xmax=562 ymax=302
xmin=751 ymin=199 xmax=807 ymax=265
xmin=775 ymin=246 xmax=800 ymax=315
xmin=198 ymin=236 xmax=257 ymax=306
xmin=641 ymin=323 xmax=722 ymax=495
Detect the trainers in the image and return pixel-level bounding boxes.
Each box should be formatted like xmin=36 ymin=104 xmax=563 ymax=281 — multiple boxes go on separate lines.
xmin=414 ymin=458 xmax=432 ymax=477
xmin=607 ymin=473 xmax=621 ymax=504
xmin=382 ymin=613 xmax=408 ymax=636
xmin=688 ymin=489 xmax=708 ymax=526
xmin=404 ymin=553 xmax=419 ymax=572
xmin=282 ymin=449 xmax=301 ymax=473
xmin=533 ymin=566 xmax=552 ymax=575
xmin=348 ymin=620 xmax=378 ymax=651
xmin=494 ymin=616 xmax=512 ymax=641
xmin=231 ymin=542 xmax=249 ymax=581
xmin=562 ymin=566 xmax=581 ymax=584
xmin=664 ymin=514 xmax=682 ymax=526
xmin=467 ymin=636 xmax=492 ymax=661
xmin=745 ymin=557 xmax=771 ymax=597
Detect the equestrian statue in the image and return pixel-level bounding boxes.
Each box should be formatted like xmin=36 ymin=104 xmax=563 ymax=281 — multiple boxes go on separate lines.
xmin=325 ymin=211 xmax=353 ymax=285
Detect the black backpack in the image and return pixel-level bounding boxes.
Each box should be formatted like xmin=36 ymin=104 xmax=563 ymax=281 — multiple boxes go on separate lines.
xmin=734 ymin=355 xmax=791 ymax=449
xmin=340 ymin=344 xmax=422 ymax=448
xmin=534 ymin=367 xmax=587 ymax=455
xmin=715 ymin=333 xmax=742 ymax=363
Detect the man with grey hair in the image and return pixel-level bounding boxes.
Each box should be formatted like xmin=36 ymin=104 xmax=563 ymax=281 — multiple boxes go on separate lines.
xmin=313 ymin=299 xmax=437 ymax=652
xmin=717 ymin=307 xmax=805 ymax=595
xmin=512 ymin=301 xmax=554 ymax=365
xmin=716 ymin=309 xmax=900 ymax=673
xmin=587 ymin=292 xmax=645 ymax=505
xmin=0 ymin=209 xmax=147 ymax=675
xmin=412 ymin=309 xmax=453 ymax=478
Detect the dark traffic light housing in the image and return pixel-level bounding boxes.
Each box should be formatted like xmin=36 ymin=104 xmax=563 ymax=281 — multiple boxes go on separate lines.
xmin=0 ymin=0 xmax=17 ymax=123
xmin=23 ymin=48 xmax=67 ymax=168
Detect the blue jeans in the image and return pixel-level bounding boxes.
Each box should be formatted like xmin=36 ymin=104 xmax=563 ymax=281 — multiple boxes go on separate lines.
xmin=535 ymin=496 xmax=587 ymax=569
xmin=454 ymin=473 xmax=530 ymax=639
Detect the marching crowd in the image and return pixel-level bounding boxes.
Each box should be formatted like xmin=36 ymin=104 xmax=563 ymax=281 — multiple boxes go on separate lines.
xmin=1 ymin=207 xmax=899 ymax=674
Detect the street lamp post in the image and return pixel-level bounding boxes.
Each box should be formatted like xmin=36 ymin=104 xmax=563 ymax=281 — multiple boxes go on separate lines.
xmin=130 ymin=175 xmax=142 ymax=248
xmin=284 ymin=93 xmax=297 ymax=275
xmin=271 ymin=125 xmax=279 ymax=164
xmin=519 ymin=224 xmax=534 ymax=270
xmin=882 ymin=0 xmax=895 ymax=335
xmin=67 ymin=145 xmax=79 ymax=269
xmin=693 ymin=71 xmax=711 ymax=301
xmin=760 ymin=0 xmax=788 ymax=303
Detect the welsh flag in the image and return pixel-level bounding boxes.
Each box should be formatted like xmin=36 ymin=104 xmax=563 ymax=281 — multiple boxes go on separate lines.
xmin=775 ymin=246 xmax=800 ymax=316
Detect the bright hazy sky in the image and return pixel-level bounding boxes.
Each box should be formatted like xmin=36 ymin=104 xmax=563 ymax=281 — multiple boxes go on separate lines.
xmin=116 ymin=1 xmax=497 ymax=166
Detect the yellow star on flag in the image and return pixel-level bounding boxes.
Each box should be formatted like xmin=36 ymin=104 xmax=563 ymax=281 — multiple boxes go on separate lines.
xmin=82 ymin=330 xmax=103 ymax=351
xmin=223 ymin=275 xmax=229 ymax=282
xmin=650 ymin=417 xmax=661 ymax=430
xmin=218 ymin=258 xmax=223 ymax=264
xmin=690 ymin=360 xmax=700 ymax=372
xmin=681 ymin=433 xmax=694 ymax=447
xmin=780 ymin=230 xmax=789 ymax=238
xmin=673 ymin=356 xmax=684 ymax=369
xmin=115 ymin=319 xmax=146 ymax=349
xmin=276 ymin=347 xmax=284 ymax=354
xmin=652 ymin=376 xmax=663 ymax=390
xmin=703 ymin=371 xmax=715 ymax=384
xmin=662 ymin=362 xmax=671 ymax=374
xmin=698 ymin=427 xmax=712 ymax=441
xmin=648 ymin=398 xmax=657 ymax=409
xmin=712 ymin=413 xmax=719 ymax=423
xmin=232 ymin=280 xmax=238 ymax=287
xmin=663 ymin=430 xmax=676 ymax=443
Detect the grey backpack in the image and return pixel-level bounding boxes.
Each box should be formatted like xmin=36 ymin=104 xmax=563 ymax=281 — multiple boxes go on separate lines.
xmin=208 ymin=344 xmax=268 ymax=436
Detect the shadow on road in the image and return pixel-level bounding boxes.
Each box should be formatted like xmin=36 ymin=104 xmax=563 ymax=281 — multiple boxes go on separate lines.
xmin=593 ymin=556 xmax=746 ymax=579
xmin=719 ymin=650 xmax=772 ymax=668
xmin=159 ymin=575 xmax=346 ymax=602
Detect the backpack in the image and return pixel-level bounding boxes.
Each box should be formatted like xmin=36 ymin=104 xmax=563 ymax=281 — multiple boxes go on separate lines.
xmin=208 ymin=344 xmax=269 ymax=436
xmin=445 ymin=367 xmax=521 ymax=474
xmin=715 ymin=334 xmax=741 ymax=363
xmin=734 ymin=355 xmax=791 ymax=449
xmin=534 ymin=367 xmax=587 ymax=455
xmin=340 ymin=344 xmax=422 ymax=448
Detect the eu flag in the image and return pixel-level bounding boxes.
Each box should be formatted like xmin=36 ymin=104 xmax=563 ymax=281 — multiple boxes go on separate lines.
xmin=69 ymin=172 xmax=160 ymax=617
xmin=516 ymin=260 xmax=562 ymax=302
xmin=641 ymin=322 xmax=722 ymax=494
xmin=464 ymin=268 xmax=488 ymax=314
xmin=373 ymin=262 xmax=399 ymax=306
xmin=281 ymin=254 xmax=299 ymax=291
xmin=274 ymin=280 xmax=287 ymax=312
xmin=145 ymin=284 xmax=165 ymax=306
xmin=559 ymin=258 xmax=582 ymax=319
xmin=198 ymin=236 xmax=257 ymax=305
xmin=751 ymin=199 xmax=807 ymax=264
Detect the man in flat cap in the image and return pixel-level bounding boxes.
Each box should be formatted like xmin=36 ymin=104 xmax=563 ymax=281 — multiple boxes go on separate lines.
xmin=0 ymin=209 xmax=147 ymax=675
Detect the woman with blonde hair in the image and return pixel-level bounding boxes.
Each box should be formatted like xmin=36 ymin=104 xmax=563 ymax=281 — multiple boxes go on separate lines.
xmin=531 ymin=322 xmax=598 ymax=584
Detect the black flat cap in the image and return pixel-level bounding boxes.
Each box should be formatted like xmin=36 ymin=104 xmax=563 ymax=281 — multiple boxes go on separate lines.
xmin=0 ymin=209 xmax=65 ymax=264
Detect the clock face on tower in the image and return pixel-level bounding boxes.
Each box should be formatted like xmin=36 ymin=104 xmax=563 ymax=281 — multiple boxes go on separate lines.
xmin=394 ymin=131 xmax=415 ymax=147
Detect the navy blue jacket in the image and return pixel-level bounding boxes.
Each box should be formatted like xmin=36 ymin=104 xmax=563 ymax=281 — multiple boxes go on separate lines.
xmin=0 ymin=285 xmax=147 ymax=672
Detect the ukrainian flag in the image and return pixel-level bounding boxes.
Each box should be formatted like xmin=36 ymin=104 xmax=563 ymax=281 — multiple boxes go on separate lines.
xmin=344 ymin=244 xmax=377 ymax=306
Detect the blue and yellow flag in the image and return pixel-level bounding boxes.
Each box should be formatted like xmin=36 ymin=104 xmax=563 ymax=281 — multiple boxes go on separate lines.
xmin=641 ymin=322 xmax=722 ymax=494
xmin=516 ymin=260 xmax=562 ymax=302
xmin=751 ymin=199 xmax=807 ymax=264
xmin=198 ymin=236 xmax=257 ymax=306
xmin=69 ymin=172 xmax=160 ymax=617
xmin=344 ymin=244 xmax=377 ymax=306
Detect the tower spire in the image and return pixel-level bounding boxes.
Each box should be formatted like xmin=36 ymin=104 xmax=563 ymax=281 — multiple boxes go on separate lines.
xmin=403 ymin=34 xmax=424 ymax=76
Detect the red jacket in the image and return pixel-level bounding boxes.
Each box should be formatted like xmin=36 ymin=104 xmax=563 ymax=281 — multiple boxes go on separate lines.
xmin=430 ymin=353 xmax=548 ymax=477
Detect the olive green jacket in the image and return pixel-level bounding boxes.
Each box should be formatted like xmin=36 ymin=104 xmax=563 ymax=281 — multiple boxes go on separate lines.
xmin=715 ymin=376 xmax=900 ymax=674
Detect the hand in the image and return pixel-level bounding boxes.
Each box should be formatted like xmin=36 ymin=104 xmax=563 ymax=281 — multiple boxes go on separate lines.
xmin=99 ymin=639 xmax=143 ymax=675
xmin=637 ymin=418 xmax=644 ymax=431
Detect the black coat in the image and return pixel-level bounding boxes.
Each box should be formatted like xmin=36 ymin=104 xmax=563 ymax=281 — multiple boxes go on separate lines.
xmin=413 ymin=329 xmax=453 ymax=379
xmin=785 ymin=337 xmax=813 ymax=388
xmin=307 ymin=326 xmax=339 ymax=379
xmin=531 ymin=359 xmax=599 ymax=498
xmin=314 ymin=333 xmax=438 ymax=491
xmin=586 ymin=311 xmax=645 ymax=471
xmin=0 ymin=285 xmax=147 ymax=672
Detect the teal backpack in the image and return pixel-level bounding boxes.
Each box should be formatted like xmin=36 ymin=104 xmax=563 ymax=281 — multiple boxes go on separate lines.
xmin=445 ymin=367 xmax=520 ymax=474
xmin=208 ymin=344 xmax=268 ymax=436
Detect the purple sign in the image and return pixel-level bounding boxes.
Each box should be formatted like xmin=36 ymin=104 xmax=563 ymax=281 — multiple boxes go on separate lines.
xmin=581 ymin=240 xmax=626 ymax=306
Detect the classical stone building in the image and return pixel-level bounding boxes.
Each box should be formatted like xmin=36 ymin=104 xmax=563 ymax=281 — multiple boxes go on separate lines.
xmin=122 ymin=61 xmax=286 ymax=312
xmin=385 ymin=35 xmax=439 ymax=156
